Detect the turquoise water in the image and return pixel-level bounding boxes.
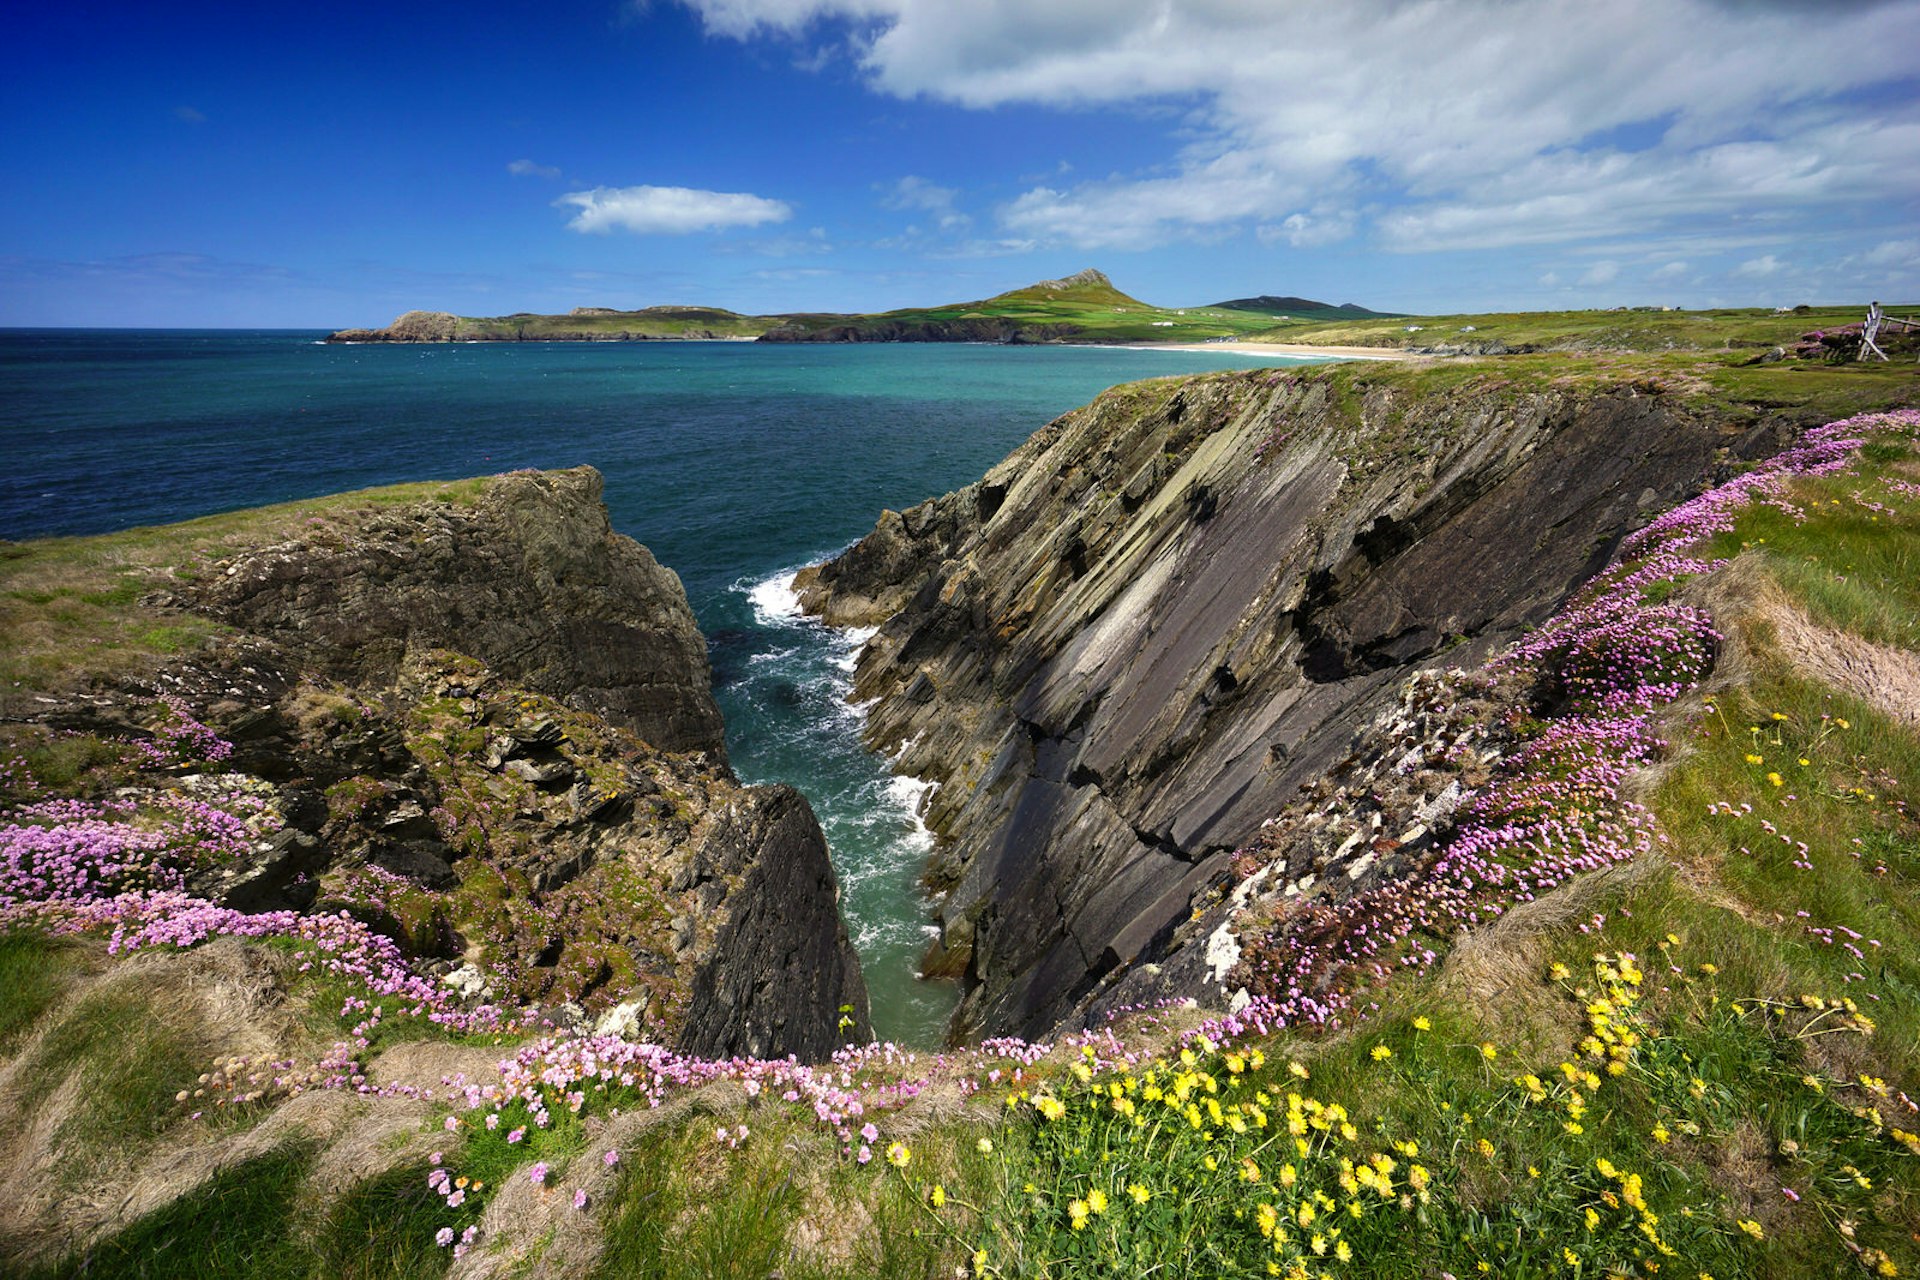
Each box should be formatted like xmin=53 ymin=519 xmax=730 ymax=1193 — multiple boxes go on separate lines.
xmin=0 ymin=330 xmax=1331 ymax=1042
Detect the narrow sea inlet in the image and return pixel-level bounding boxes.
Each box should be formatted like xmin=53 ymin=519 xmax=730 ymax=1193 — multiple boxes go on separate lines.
xmin=0 ymin=330 xmax=1331 ymax=1043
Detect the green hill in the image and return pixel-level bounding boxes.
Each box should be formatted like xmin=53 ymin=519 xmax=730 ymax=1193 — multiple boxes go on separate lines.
xmin=1211 ymin=293 xmax=1401 ymax=321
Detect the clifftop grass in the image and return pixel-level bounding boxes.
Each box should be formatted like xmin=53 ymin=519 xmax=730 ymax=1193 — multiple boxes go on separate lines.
xmin=0 ymin=475 xmax=498 ymax=691
xmin=1255 ymin=302 xmax=1917 ymax=354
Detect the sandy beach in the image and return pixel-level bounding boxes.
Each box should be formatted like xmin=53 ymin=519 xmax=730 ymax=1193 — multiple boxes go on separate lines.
xmin=1136 ymin=340 xmax=1420 ymax=361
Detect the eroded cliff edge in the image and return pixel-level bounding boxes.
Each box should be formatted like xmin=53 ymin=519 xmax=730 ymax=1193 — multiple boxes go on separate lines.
xmin=4 ymin=468 xmax=867 ymax=1061
xmin=797 ymin=364 xmax=1795 ymax=1042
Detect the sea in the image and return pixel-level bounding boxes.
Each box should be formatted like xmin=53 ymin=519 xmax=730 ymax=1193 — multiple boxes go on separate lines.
xmin=0 ymin=328 xmax=1334 ymax=1044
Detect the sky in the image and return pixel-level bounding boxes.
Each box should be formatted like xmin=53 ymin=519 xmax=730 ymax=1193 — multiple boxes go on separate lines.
xmin=3 ymin=0 xmax=1918 ymax=327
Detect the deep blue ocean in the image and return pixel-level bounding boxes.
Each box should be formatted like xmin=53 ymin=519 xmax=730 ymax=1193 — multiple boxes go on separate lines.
xmin=0 ymin=329 xmax=1331 ymax=1042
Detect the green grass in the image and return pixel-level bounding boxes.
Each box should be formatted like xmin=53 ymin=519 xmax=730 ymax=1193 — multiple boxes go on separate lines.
xmin=0 ymin=473 xmax=502 ymax=689
xmin=590 ymin=1110 xmax=966 ymax=1280
xmin=1254 ymin=302 xmax=1918 ymax=354
xmin=27 ymin=1147 xmax=458 ymax=1280
xmin=0 ymin=931 xmax=87 ymax=1054
xmin=312 ymin=1161 xmax=459 ymax=1279
xmin=17 ymin=986 xmax=208 ymax=1181
xmin=27 ymin=1145 xmax=320 ymax=1280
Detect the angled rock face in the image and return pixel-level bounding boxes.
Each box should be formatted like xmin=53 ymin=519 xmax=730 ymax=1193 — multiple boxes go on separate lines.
xmin=179 ymin=467 xmax=726 ymax=758
xmin=800 ymin=367 xmax=1761 ymax=1042
xmin=678 ymin=785 xmax=869 ymax=1061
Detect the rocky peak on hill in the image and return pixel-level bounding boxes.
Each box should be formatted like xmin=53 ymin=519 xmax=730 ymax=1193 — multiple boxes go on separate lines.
xmin=1027 ymin=268 xmax=1114 ymax=293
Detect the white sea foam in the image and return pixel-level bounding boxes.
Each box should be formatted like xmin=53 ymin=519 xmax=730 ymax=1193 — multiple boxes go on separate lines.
xmin=746 ymin=570 xmax=804 ymax=626
xmin=886 ymin=774 xmax=937 ymax=852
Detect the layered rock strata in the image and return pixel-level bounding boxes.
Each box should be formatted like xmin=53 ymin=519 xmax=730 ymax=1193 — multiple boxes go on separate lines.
xmin=798 ymin=366 xmax=1777 ymax=1042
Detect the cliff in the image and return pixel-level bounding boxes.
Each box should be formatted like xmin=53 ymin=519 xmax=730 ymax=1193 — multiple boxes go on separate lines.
xmin=796 ymin=363 xmax=1794 ymax=1041
xmin=324 ymin=307 xmax=776 ymax=343
xmin=1 ymin=469 xmax=867 ymax=1061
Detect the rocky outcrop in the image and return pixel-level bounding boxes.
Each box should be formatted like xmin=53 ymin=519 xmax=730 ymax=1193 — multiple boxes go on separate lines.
xmin=174 ymin=468 xmax=725 ymax=757
xmin=323 ymin=309 xmax=764 ymax=343
xmin=327 ymin=309 xmax=464 ymax=343
xmin=15 ymin=469 xmax=868 ymax=1061
xmin=677 ymin=785 xmax=869 ymax=1061
xmin=799 ymin=365 xmax=1779 ymax=1042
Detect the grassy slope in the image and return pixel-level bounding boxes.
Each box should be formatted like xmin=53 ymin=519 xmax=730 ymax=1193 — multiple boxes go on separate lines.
xmin=4 ymin=347 xmax=1918 ymax=1278
xmin=447 ymin=307 xmax=777 ymax=340
xmin=1251 ymin=303 xmax=1920 ymax=353
xmin=761 ymin=274 xmax=1284 ymax=343
xmin=0 ymin=475 xmax=494 ymax=692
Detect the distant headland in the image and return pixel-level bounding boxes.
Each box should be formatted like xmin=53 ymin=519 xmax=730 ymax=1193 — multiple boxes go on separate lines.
xmin=323 ymin=268 xmax=1397 ymax=347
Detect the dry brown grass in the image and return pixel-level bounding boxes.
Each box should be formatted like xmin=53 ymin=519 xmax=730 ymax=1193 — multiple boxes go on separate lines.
xmin=0 ymin=938 xmax=453 ymax=1267
xmin=1694 ymin=556 xmax=1920 ymax=728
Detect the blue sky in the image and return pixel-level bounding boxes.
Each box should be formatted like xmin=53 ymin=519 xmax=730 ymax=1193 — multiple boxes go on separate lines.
xmin=4 ymin=0 xmax=1918 ymax=327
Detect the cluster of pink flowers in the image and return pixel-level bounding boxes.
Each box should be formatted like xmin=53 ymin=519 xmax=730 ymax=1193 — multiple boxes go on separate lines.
xmin=132 ymin=694 xmax=235 ymax=767
xmin=1220 ymin=409 xmax=1919 ymax=1038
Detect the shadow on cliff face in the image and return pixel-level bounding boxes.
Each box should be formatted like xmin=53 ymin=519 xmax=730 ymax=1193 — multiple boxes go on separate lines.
xmin=799 ymin=365 xmax=1788 ymax=1043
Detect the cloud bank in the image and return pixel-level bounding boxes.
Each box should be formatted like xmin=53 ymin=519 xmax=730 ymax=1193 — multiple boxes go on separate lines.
xmin=557 ymin=184 xmax=793 ymax=234
xmin=679 ymin=0 xmax=1920 ymax=256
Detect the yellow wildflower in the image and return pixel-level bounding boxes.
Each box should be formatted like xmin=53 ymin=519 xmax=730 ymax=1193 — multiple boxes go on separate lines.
xmin=1370 ymin=1045 xmax=1392 ymax=1061
xmin=1480 ymin=1042 xmax=1499 ymax=1061
xmin=1736 ymin=1218 xmax=1764 ymax=1240
xmin=1068 ymin=1199 xmax=1090 ymax=1230
xmin=1129 ymin=1183 xmax=1150 ymax=1205
xmin=929 ymin=1184 xmax=946 ymax=1208
xmin=1412 ymin=1016 xmax=1432 ymax=1031
xmin=1087 ymin=1188 xmax=1108 ymax=1215
xmin=885 ymin=1142 xmax=911 ymax=1169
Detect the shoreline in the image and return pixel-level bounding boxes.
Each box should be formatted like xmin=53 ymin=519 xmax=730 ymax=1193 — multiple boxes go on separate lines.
xmin=1129 ymin=340 xmax=1420 ymax=361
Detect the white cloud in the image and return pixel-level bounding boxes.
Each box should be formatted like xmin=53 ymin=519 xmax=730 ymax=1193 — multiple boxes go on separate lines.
xmin=674 ymin=0 xmax=889 ymax=37
xmin=682 ymin=0 xmax=1920 ymax=255
xmin=556 ymin=185 xmax=793 ymax=234
xmin=172 ymin=105 xmax=206 ymax=124
xmin=1863 ymin=238 xmax=1919 ymax=267
xmin=1580 ymin=260 xmax=1620 ymax=286
xmin=880 ymin=175 xmax=970 ymax=229
xmin=508 ymin=159 xmax=562 ymax=180
xmin=1736 ymin=254 xmax=1784 ymax=277
xmin=1652 ymin=260 xmax=1689 ymax=279
xmin=1257 ymin=211 xmax=1356 ymax=249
